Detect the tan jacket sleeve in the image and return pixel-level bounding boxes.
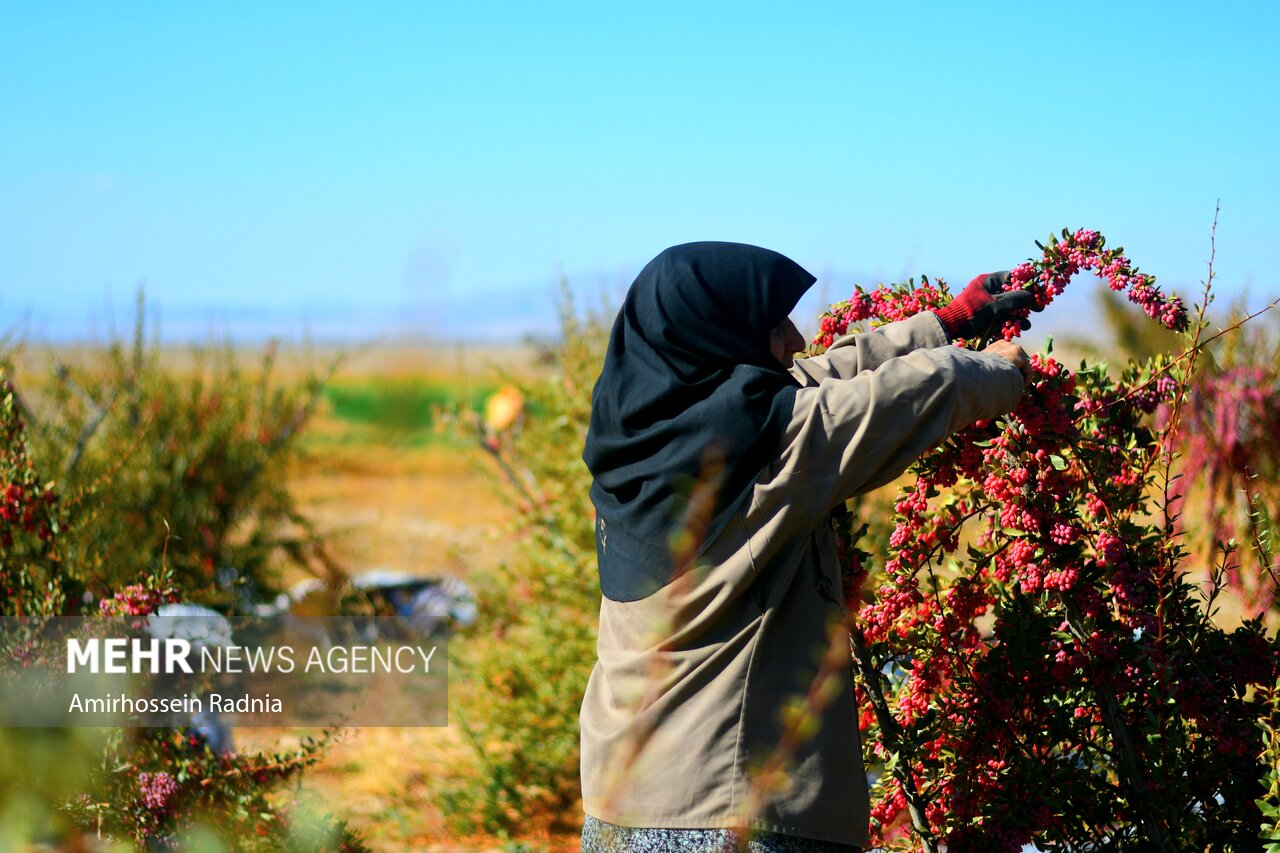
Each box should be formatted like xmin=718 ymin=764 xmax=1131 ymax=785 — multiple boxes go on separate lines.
xmin=788 ymin=311 xmax=949 ymax=386
xmin=773 ymin=342 xmax=1025 ymax=518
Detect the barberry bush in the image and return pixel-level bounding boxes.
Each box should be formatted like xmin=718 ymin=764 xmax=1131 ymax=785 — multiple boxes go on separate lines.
xmin=25 ymin=295 xmax=337 ymax=615
xmin=434 ymin=236 xmax=1280 ymax=848
xmin=819 ymin=228 xmax=1279 ymax=851
xmin=0 ymin=302 xmax=364 ymax=850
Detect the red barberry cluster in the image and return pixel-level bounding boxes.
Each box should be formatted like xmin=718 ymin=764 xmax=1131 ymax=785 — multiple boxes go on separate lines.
xmin=99 ymin=583 xmax=180 ymax=627
xmin=137 ymin=770 xmax=179 ymax=815
xmin=814 ymin=277 xmax=952 ymax=349
xmin=813 ymin=228 xmax=1189 ymax=353
xmin=1004 ymin=227 xmax=1188 ymax=340
xmin=0 ymin=480 xmax=56 ymax=547
xmin=0 ymin=377 xmax=66 ymax=611
xmin=810 ymin=230 xmax=1277 ymax=848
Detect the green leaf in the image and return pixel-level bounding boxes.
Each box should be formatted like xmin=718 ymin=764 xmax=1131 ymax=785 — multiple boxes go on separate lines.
xmin=1049 ymin=454 xmax=1068 ymax=470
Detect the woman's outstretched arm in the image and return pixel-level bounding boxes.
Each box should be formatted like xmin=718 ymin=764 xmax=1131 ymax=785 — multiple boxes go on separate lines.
xmin=788 ymin=312 xmax=949 ymax=386
xmin=770 ymin=343 xmax=1026 ymax=519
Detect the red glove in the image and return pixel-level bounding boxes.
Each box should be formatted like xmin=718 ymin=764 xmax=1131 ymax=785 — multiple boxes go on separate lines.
xmin=932 ymin=271 xmax=1038 ymax=341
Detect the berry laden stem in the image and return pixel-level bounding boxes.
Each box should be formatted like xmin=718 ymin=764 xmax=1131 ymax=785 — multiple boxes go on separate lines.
xmin=812 ymin=227 xmax=1189 ymax=352
xmin=848 ymin=625 xmax=939 ymax=853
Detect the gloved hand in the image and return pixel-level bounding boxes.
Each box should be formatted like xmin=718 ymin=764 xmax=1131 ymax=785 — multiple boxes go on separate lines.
xmin=932 ymin=271 xmax=1040 ymax=342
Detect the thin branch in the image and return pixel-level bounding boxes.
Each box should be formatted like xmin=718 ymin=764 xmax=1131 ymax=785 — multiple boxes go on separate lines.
xmin=64 ymin=389 xmax=120 ymax=477
xmin=849 ymin=625 xmax=940 ymax=853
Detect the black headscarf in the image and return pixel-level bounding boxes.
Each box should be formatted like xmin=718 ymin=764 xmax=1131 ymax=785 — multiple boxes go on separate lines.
xmin=582 ymin=242 xmax=816 ymax=602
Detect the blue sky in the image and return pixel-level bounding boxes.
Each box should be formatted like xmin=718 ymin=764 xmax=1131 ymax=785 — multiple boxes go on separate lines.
xmin=2 ymin=2 xmax=1277 ymax=343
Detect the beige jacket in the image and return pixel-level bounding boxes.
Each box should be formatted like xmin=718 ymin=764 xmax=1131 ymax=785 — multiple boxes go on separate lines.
xmin=579 ymin=312 xmax=1026 ymax=846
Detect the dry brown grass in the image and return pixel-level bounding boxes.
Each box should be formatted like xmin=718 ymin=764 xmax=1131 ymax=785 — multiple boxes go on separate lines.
xmin=286 ymin=440 xmax=517 ymax=586
xmin=236 ymin=726 xmax=491 ymax=852
xmin=236 ymin=720 xmax=581 ymax=850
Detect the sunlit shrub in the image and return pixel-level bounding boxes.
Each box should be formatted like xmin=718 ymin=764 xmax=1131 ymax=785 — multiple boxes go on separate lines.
xmin=23 ymin=296 xmax=335 ymax=614
xmin=436 ymin=288 xmax=605 ymax=835
xmin=0 ymin=301 xmax=364 ymax=850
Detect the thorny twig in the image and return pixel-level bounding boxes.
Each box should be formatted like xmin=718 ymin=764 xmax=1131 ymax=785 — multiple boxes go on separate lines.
xmin=1241 ymin=468 xmax=1280 ymax=599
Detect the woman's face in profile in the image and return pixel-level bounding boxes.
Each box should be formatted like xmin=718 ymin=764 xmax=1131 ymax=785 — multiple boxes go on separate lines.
xmin=769 ymin=318 xmax=807 ymax=368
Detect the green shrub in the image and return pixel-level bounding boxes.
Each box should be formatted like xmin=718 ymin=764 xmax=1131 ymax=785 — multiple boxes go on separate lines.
xmin=0 ymin=296 xmax=364 ymax=850
xmin=437 ymin=289 xmax=606 ymax=834
xmin=22 ymin=295 xmax=335 ymax=615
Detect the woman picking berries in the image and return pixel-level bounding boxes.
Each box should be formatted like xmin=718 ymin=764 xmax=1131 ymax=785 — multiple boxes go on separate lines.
xmin=580 ymin=242 xmax=1036 ymax=851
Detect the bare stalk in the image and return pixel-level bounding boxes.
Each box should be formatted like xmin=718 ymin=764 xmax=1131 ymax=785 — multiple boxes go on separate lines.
xmin=64 ymin=389 xmax=120 ymax=477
